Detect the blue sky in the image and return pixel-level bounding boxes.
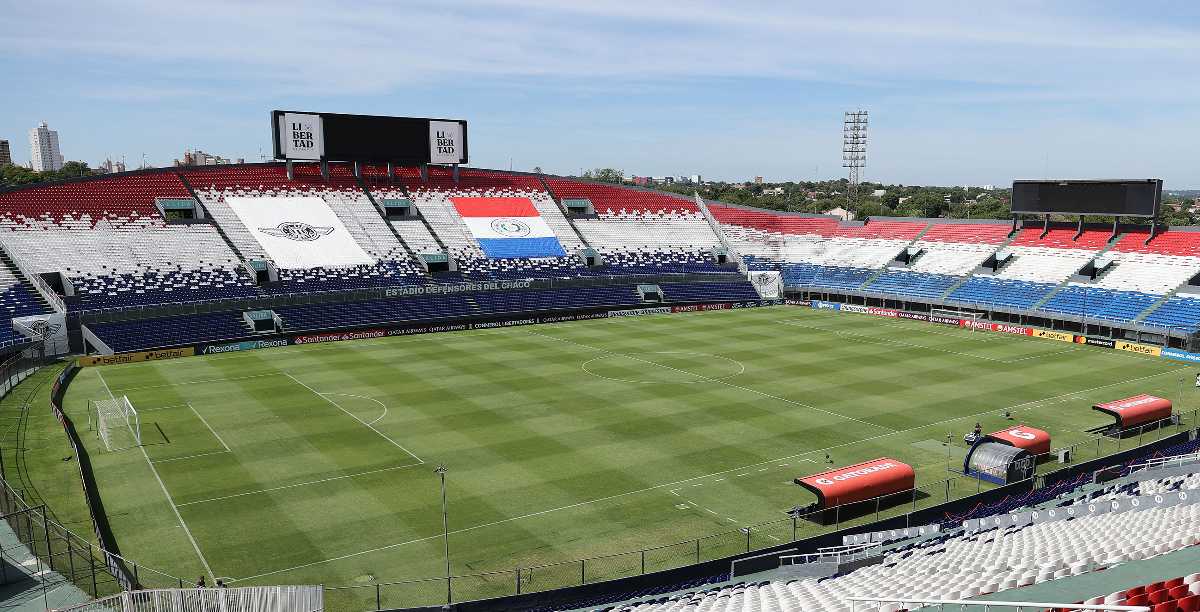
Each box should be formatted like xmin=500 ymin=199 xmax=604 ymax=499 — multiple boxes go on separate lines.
xmin=3 ymin=1 xmax=1199 ymax=186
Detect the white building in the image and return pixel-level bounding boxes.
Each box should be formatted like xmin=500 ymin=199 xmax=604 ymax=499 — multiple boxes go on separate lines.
xmin=29 ymin=122 xmax=64 ymax=172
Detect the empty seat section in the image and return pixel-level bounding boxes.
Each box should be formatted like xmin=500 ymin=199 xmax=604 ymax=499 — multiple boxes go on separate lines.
xmin=949 ymin=277 xmax=1055 ymax=308
xmin=866 ymin=271 xmax=959 ymax=299
xmin=1037 ymin=286 xmax=1159 ymax=323
xmin=1143 ymin=296 xmax=1200 ymax=332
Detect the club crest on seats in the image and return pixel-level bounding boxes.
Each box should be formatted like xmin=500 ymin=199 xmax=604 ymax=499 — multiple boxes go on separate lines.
xmin=258 ymin=222 xmax=335 ymax=241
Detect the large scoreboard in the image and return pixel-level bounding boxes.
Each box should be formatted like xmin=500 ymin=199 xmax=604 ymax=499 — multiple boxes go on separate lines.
xmin=272 ymin=111 xmax=468 ymax=165
xmin=1011 ymin=179 xmax=1162 ymax=217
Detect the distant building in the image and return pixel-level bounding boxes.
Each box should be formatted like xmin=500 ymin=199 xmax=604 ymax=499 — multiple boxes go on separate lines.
xmin=29 ymin=122 xmax=64 ymax=172
xmin=0 ymin=139 xmax=10 ymax=167
xmin=95 ymin=158 xmax=127 ymax=174
xmin=872 ymin=189 xmax=886 ymax=197
xmin=763 ymin=187 xmax=785 ymax=196
xmin=175 ymin=149 xmax=233 ymax=166
xmin=754 ymin=176 xmax=763 ymax=185
xmin=631 ymin=176 xmax=650 ymax=186
xmin=824 ymin=206 xmax=855 ymax=221
xmin=690 ymin=174 xmax=702 ymax=184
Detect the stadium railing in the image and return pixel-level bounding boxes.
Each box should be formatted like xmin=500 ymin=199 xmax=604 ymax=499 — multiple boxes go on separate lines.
xmin=846 ymin=596 xmax=1149 ymax=611
xmin=54 ymin=585 xmax=324 ymax=612
xmin=76 ymin=270 xmax=744 ymax=322
xmin=324 ymin=429 xmax=1200 ymax=610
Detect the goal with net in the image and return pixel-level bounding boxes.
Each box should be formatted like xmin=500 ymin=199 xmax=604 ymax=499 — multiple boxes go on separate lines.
xmin=89 ymin=396 xmax=141 ymax=451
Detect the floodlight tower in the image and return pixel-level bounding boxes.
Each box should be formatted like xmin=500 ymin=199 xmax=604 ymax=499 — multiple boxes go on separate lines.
xmin=842 ymin=110 xmax=869 ymax=213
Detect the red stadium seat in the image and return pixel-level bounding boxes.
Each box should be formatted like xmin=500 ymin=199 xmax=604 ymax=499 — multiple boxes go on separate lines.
xmin=1179 ymin=595 xmax=1200 ymax=612
xmin=1152 ymin=602 xmax=1175 ymax=612
xmin=1172 ymin=585 xmax=1192 ymax=599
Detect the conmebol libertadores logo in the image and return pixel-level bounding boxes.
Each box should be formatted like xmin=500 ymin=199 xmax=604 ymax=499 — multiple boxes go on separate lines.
xmin=259 ymin=221 xmax=334 ymax=241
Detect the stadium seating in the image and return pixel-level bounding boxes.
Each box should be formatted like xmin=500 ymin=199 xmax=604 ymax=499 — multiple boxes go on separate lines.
xmin=1143 ymin=296 xmax=1200 ymax=332
xmin=1037 ymin=286 xmax=1160 ymax=322
xmin=597 ymin=466 xmax=1200 ymax=612
xmin=948 ymin=277 xmax=1056 ymax=309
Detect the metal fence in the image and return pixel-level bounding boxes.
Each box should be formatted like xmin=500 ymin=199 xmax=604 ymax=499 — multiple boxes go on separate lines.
xmin=55 ymin=585 xmax=323 ymax=612
xmin=0 ymin=469 xmax=186 ymax=598
xmin=324 ymin=417 xmax=1200 ymax=610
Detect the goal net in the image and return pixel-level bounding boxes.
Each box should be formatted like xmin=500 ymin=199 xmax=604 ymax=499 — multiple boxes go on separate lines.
xmin=90 ymin=396 xmax=141 ymax=451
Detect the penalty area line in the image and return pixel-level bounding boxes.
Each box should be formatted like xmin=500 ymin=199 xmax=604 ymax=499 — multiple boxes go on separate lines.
xmin=176 ymin=463 xmax=423 ymax=507
xmin=283 ymin=372 xmax=423 ymax=465
xmin=94 ymin=369 xmax=216 ymax=581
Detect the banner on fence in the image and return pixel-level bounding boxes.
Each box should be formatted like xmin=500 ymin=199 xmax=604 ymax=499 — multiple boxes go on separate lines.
xmin=77 ymin=347 xmax=194 ymax=367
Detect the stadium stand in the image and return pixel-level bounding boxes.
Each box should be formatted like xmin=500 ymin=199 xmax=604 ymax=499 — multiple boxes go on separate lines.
xmin=591 ymin=462 xmax=1200 ymax=612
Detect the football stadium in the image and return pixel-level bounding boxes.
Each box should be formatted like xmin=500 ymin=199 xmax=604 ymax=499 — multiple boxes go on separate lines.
xmin=0 ymin=110 xmax=1199 ymax=612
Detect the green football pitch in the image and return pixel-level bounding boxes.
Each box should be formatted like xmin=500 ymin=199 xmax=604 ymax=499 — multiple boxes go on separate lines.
xmin=25 ymin=306 xmax=1199 ymax=607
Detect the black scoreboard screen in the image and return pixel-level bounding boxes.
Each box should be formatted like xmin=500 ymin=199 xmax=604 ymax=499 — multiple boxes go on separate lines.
xmin=272 ymin=110 xmax=467 ymax=165
xmin=1011 ymin=179 xmax=1161 ymax=217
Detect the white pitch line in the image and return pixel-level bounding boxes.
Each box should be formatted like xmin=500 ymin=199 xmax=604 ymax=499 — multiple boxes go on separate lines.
xmin=526 ymin=329 xmax=893 ymax=432
xmin=95 ymin=369 xmax=215 ymax=581
xmin=151 ymin=450 xmax=231 ymax=465
xmin=283 ymin=372 xmax=423 ymax=464
xmin=115 ymin=372 xmax=283 ymax=392
xmin=187 ymin=403 xmax=231 ymax=452
xmin=321 ymin=392 xmax=389 ymax=426
xmin=177 ymin=463 xmax=421 ymax=507
xmin=231 ymin=365 xmax=1190 ymax=584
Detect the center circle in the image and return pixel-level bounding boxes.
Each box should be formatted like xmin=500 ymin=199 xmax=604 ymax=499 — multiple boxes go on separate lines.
xmin=580 ymin=351 xmax=745 ymax=385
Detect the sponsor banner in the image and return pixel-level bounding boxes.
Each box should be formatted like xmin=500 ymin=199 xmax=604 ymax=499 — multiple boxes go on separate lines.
xmin=470 ymin=318 xmax=537 ymax=330
xmin=609 ymin=306 xmax=672 ymax=318
xmin=671 ymin=303 xmax=732 ymax=313
xmin=929 ymin=314 xmax=962 ymax=326
xmin=1115 ymin=340 xmax=1162 ymax=357
xmin=292 ymin=328 xmax=389 ymax=345
xmin=77 ymin=347 xmax=194 ymax=367
xmin=388 ymin=323 xmax=471 ymax=336
xmin=810 ymin=300 xmax=841 ymax=311
xmin=785 ymin=299 xmax=812 ymax=307
xmin=839 ymin=304 xmax=869 ymax=314
xmin=990 ymin=323 xmax=1033 ymax=336
xmin=201 ymin=338 xmax=290 ymax=355
xmin=278 ymin=112 xmax=324 ymax=161
xmin=384 ymin=280 xmax=533 ymax=298
xmin=225 ymin=195 xmax=375 ymax=269
xmin=1032 ymin=329 xmax=1075 ymax=343
xmin=1074 ymin=335 xmax=1116 ymax=349
xmin=429 ymin=120 xmax=465 ymax=165
xmin=899 ymin=312 xmax=929 ymax=322
xmin=867 ymin=307 xmax=899 ymax=318
xmin=1162 ymin=348 xmax=1200 ymax=364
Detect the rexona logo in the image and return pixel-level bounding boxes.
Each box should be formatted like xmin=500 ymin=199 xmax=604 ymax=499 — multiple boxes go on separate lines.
xmin=259 ymin=221 xmax=334 ymax=241
xmin=814 ymin=462 xmax=898 ymax=486
xmin=203 ymin=339 xmax=289 ymax=354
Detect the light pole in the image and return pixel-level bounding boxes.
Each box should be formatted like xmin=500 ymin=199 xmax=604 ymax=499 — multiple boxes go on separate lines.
xmin=435 ymin=465 xmax=451 ymax=605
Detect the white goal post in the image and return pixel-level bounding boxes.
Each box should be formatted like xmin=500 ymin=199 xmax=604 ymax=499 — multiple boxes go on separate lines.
xmin=90 ymin=395 xmax=142 ymax=451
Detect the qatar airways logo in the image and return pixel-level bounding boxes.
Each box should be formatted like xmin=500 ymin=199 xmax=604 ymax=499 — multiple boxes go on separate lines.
xmin=813 ymin=462 xmax=898 ymax=486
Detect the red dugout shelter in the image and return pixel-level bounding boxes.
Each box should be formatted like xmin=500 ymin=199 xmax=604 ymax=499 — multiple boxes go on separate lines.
xmin=794 ymin=458 xmax=915 ymax=509
xmin=986 ymin=425 xmax=1051 ymax=456
xmin=1093 ymin=395 xmax=1173 ymax=430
